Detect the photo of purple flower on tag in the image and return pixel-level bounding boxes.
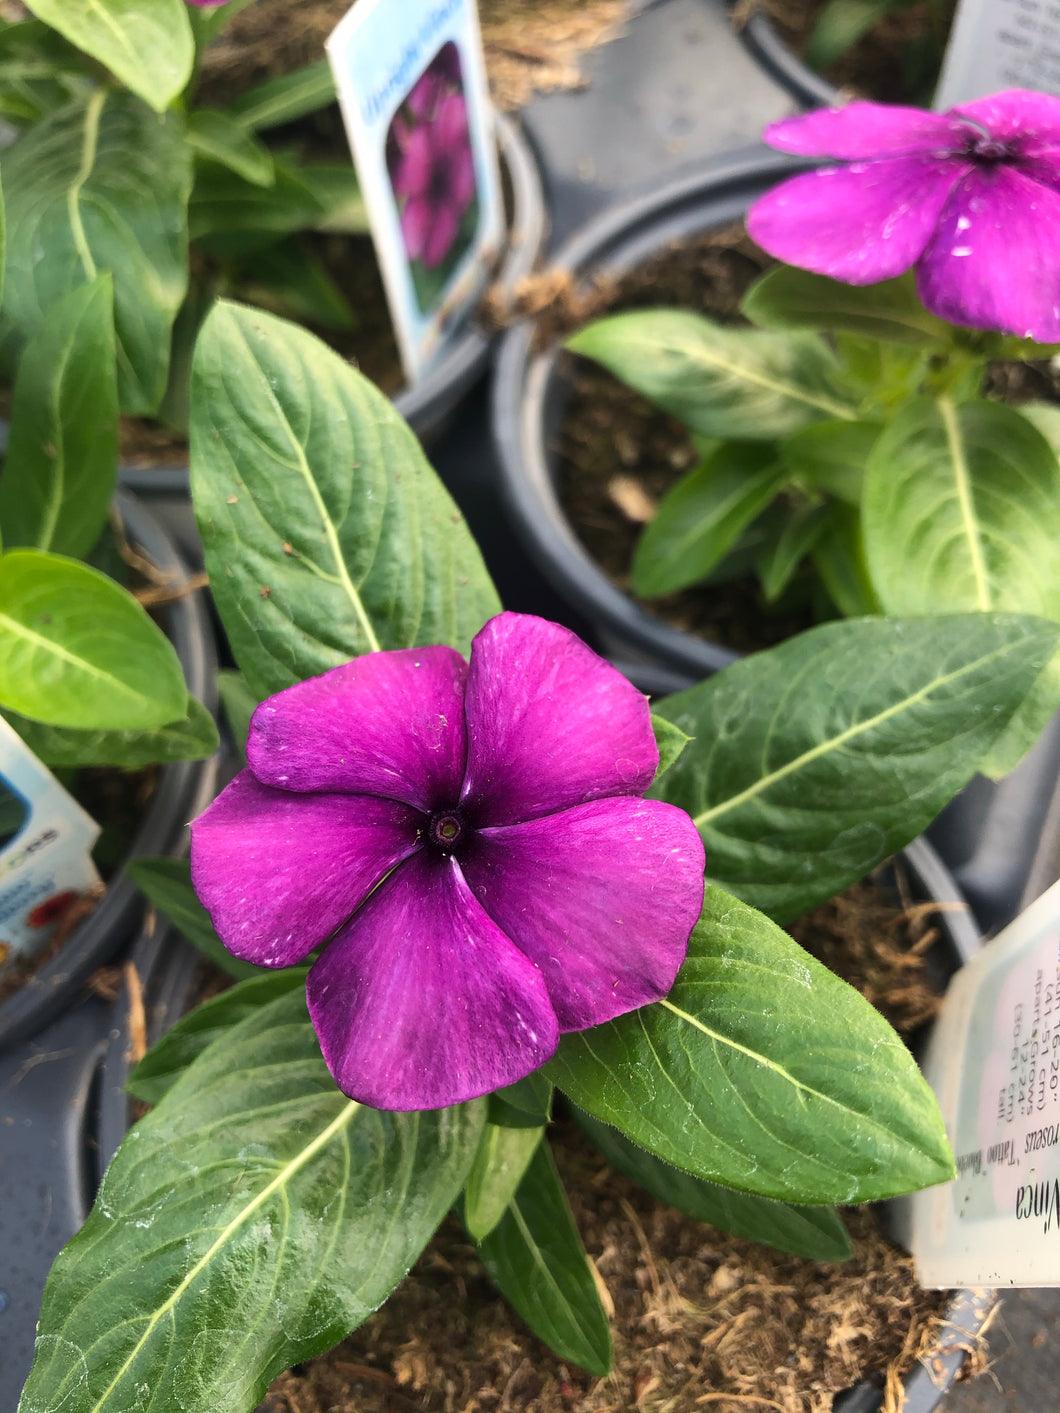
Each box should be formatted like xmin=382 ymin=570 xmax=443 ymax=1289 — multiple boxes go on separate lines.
xmin=386 ymin=41 xmax=480 ymax=314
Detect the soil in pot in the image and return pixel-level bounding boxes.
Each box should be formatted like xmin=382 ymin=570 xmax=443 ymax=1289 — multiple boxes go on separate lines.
xmin=748 ymin=0 xmax=956 ymax=105
xmin=197 ymin=0 xmax=629 ymax=113
xmin=145 ymin=871 xmax=981 ymax=1411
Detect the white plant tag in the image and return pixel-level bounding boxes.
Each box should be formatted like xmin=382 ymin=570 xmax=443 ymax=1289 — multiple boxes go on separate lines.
xmin=935 ymin=0 xmax=1060 ymax=109
xmin=911 ymin=878 xmax=1060 ymax=1286
xmin=326 ymin=0 xmax=504 ymax=381
xmin=0 ymin=718 xmax=100 ymax=976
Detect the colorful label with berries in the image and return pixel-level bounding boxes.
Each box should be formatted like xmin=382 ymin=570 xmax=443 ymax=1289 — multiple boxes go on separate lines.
xmin=910 ymin=878 xmax=1060 ymax=1287
xmin=0 ymin=718 xmax=100 ymax=975
xmin=937 ymin=0 xmax=1060 ymax=108
xmin=327 ymin=0 xmax=503 ymax=379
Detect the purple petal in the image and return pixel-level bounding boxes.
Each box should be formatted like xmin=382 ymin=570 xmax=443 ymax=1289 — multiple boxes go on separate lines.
xmin=747 ymin=155 xmax=964 ymax=284
xmin=434 ymin=91 xmax=469 ymax=151
xmin=762 ymin=102 xmax=965 ymax=158
xmin=392 ymin=125 xmax=434 ymax=199
xmin=449 ymin=145 xmax=476 ymax=210
xmin=190 ymin=771 xmax=423 ymax=967
xmin=460 ymin=612 xmax=658 ymax=827
xmin=916 ymin=165 xmax=1060 ymax=341
xmin=422 ymin=202 xmax=460 ymax=268
xmin=401 ymin=195 xmax=433 ymax=261
xmin=951 ymin=89 xmax=1060 ymax=147
xmin=307 ymin=852 xmax=559 ymax=1109
xmin=247 ymin=647 xmax=467 ymax=812
xmin=461 ymin=797 xmax=705 ymax=1030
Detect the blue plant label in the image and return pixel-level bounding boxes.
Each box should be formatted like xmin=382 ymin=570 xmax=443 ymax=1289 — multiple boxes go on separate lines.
xmin=935 ymin=0 xmax=1060 ymax=107
xmin=327 ymin=0 xmax=504 ymax=381
xmin=909 ymin=879 xmax=1060 ymax=1287
xmin=0 ymin=718 xmax=100 ymax=976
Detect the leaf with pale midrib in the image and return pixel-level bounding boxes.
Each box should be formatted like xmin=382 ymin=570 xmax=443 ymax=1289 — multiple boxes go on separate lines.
xmin=190 ymin=301 xmax=500 ymax=696
xmin=19 ymin=989 xmax=485 ymax=1413
xmin=549 ymin=886 xmax=953 ymax=1205
xmin=650 ymin=613 xmax=1060 ymax=922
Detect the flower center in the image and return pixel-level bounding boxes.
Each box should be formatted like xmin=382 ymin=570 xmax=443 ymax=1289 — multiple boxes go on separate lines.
xmin=958 ymin=127 xmax=1016 ymax=166
xmin=428 ymin=810 xmax=465 ymax=852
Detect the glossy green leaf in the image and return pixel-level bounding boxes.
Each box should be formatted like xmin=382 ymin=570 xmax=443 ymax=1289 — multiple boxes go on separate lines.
xmin=756 ymin=500 xmax=830 ymax=602
xmin=23 ymin=0 xmax=194 ymax=112
xmin=812 ymin=503 xmax=879 ymax=617
xmin=863 ymin=397 xmax=1060 ymax=620
xmin=20 ymin=989 xmax=485 ymax=1413
xmin=979 ymin=647 xmax=1060 ymax=779
xmin=568 ymin=310 xmax=854 ymax=440
xmin=128 ymin=971 xmax=305 ymax=1105
xmin=296 ymin=163 xmax=367 ymax=234
xmin=807 ymin=0 xmax=900 ymax=65
xmin=489 ymin=1072 xmax=554 ymax=1129
xmin=474 ymin=1141 xmax=612 ymax=1376
xmin=190 ymin=157 xmax=323 ymax=253
xmin=1020 ymin=400 xmax=1060 ymax=451
xmin=464 ymin=1122 xmax=544 ymax=1240
xmin=188 ymin=109 xmax=274 ymax=186
xmin=190 ymin=301 xmax=499 ymax=696
xmin=651 ymin=613 xmax=1060 ymax=921
xmin=550 ymin=887 xmax=953 ymax=1204
xmin=780 ymin=418 xmax=879 ymax=506
xmin=632 ymin=444 xmax=786 ymax=596
xmin=0 ymin=551 xmax=187 ymax=730
xmin=130 ymin=856 xmax=259 ymax=981
xmin=0 ymin=91 xmax=191 ymax=414
xmin=0 ymin=276 xmax=117 ymax=556
xmin=5 ymin=695 xmax=217 ymax=767
xmin=574 ymin=1109 xmax=852 ymax=1262
xmin=651 ymin=712 xmax=691 ymax=780
xmin=233 ymin=239 xmax=356 ymax=331
xmin=742 ymin=267 xmax=949 ymax=345
xmin=228 ymin=59 xmax=337 ymax=131
xmin=217 ymin=669 xmax=257 ymax=762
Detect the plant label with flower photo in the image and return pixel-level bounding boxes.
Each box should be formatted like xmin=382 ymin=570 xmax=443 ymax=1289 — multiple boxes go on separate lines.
xmin=909 ymin=878 xmax=1060 ymax=1287
xmin=936 ymin=0 xmax=1060 ymax=107
xmin=0 ymin=718 xmax=100 ymax=976
xmin=327 ymin=0 xmax=503 ymax=379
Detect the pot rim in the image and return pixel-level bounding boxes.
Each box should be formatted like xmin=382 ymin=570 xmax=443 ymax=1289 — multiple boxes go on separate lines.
xmin=0 ymin=491 xmax=219 ymax=1049
xmin=736 ymin=6 xmax=844 ymax=111
xmin=491 ymin=149 xmax=812 ymax=682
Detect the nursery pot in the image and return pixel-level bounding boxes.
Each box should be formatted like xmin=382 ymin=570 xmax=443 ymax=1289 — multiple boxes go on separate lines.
xmin=119 ymin=108 xmax=546 ymax=530
xmin=88 ymin=835 xmax=992 ymax=1413
xmin=735 ymin=4 xmax=843 ymax=111
xmin=0 ymin=492 xmax=219 ymax=1050
xmin=492 ymin=150 xmax=809 ymax=684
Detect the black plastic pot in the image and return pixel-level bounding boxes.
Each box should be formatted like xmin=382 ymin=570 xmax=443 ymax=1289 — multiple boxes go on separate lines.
xmin=492 ymin=150 xmax=808 ymax=683
xmin=81 ymin=836 xmax=990 ymax=1413
xmin=0 ymin=493 xmax=220 ymax=1050
xmin=735 ymin=5 xmax=843 ymax=110
xmin=119 ymin=108 xmax=546 ymax=537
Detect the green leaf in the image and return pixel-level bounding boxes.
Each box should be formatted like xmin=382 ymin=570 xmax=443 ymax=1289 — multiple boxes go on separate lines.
xmin=464 ymin=1122 xmax=544 ymax=1240
xmin=489 ymin=1073 xmax=554 ymax=1130
xmin=128 ymin=970 xmax=305 ymax=1104
xmin=574 ymin=1109 xmax=852 ymax=1262
xmin=217 ymin=669 xmax=257 ymax=762
xmin=652 ymin=713 xmax=691 ymax=780
xmin=631 ymin=444 xmax=786 ymax=596
xmin=780 ymin=418 xmax=879 ymax=506
xmin=811 ymin=503 xmax=879 ymax=617
xmin=473 ymin=1141 xmax=612 ymax=1376
xmin=979 ymin=647 xmax=1060 ymax=779
xmin=228 ymin=59 xmax=337 ymax=131
xmin=23 ymin=0 xmax=194 ymax=112
xmin=190 ymin=301 xmax=499 ymax=696
xmin=0 ymin=276 xmax=117 ymax=556
xmin=5 ymin=695 xmax=217 ymax=767
xmin=756 ymin=500 xmax=830 ymax=603
xmin=0 ymin=90 xmax=191 ymax=414
xmin=549 ymin=887 xmax=954 ymax=1204
xmin=807 ymin=0 xmax=900 ymax=66
xmin=1020 ymin=400 xmax=1060 ymax=451
xmin=188 ymin=109 xmax=274 ymax=186
xmin=295 ymin=162 xmax=367 ymax=234
xmin=190 ymin=156 xmax=324 ymax=253
xmin=20 ymin=989 xmax=485 ymax=1413
xmin=651 ymin=613 xmax=1060 ymax=921
xmin=742 ymin=268 xmax=949 ymax=346
xmin=233 ymin=238 xmax=355 ymax=332
xmin=567 ymin=310 xmax=854 ymax=440
xmin=863 ymin=397 xmax=1060 ymax=621
xmin=0 ymin=551 xmax=188 ymax=730
xmin=130 ymin=856 xmax=259 ymax=980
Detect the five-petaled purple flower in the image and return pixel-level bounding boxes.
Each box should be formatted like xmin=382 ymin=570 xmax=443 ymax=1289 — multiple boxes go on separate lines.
xmin=190 ymin=613 xmax=706 ymax=1111
xmin=748 ymin=89 xmax=1060 ymax=341
xmin=391 ymin=91 xmax=476 ymax=269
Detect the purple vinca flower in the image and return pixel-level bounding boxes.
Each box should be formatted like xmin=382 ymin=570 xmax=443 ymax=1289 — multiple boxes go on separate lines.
xmin=392 ymin=91 xmax=476 ymax=269
xmin=748 ymin=89 xmax=1060 ymax=341
xmin=190 ymin=613 xmax=706 ymax=1111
